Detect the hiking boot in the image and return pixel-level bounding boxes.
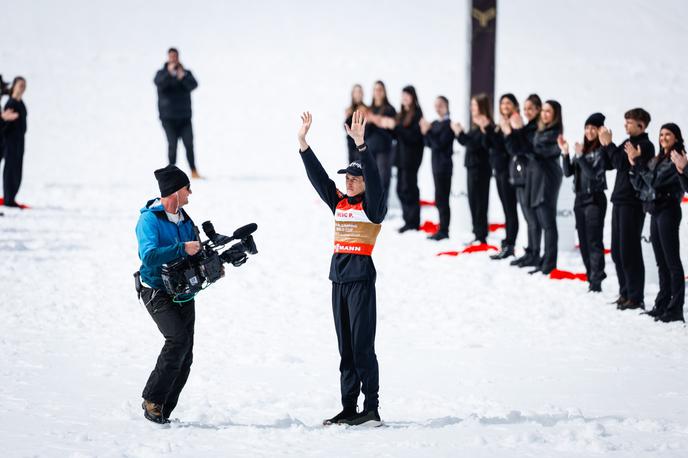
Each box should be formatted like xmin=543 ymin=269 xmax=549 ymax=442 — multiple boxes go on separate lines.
xmin=323 ymin=407 xmax=357 ymax=426
xmin=142 ymin=400 xmax=169 ymax=424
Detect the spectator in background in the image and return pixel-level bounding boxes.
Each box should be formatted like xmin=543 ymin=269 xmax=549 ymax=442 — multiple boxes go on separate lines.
xmin=559 ymin=113 xmax=608 ymax=292
xmin=154 ymin=48 xmax=201 ymax=179
xmin=630 ymin=123 xmax=685 ymax=322
xmin=420 ymin=96 xmax=454 ymax=240
xmin=365 ymin=81 xmax=397 ymax=204
xmin=453 ymin=93 xmax=492 ymax=245
xmin=2 ymin=77 xmax=27 ymax=208
xmin=345 ymin=84 xmax=368 ymax=163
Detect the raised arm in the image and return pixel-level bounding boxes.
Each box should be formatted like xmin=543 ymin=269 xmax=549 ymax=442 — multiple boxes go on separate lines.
xmin=298 ymin=112 xmax=340 ymax=212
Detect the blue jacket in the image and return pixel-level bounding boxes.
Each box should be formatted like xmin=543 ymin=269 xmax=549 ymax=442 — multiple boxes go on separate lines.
xmin=136 ymin=199 xmax=197 ymax=289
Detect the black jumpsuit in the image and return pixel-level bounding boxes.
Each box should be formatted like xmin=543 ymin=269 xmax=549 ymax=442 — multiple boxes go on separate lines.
xmin=458 ymin=127 xmax=491 ymax=242
xmin=424 ymin=118 xmax=454 ymax=235
xmin=2 ymin=97 xmax=27 ymax=206
xmin=395 ymin=111 xmax=424 ymax=229
xmin=486 ymin=124 xmax=519 ymax=250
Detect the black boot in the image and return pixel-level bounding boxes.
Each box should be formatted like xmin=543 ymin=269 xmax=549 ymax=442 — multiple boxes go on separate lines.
xmin=490 ymin=245 xmax=514 ymax=260
xmin=428 ymin=231 xmax=449 ymax=241
xmin=398 ymin=224 xmax=418 ymax=234
xmin=338 ymin=409 xmax=383 ymax=427
xmin=656 ymin=312 xmax=685 ymax=323
xmin=519 ymin=256 xmax=540 ymax=268
xmin=588 ymin=282 xmax=602 ymax=293
xmin=323 ymin=406 xmax=357 ymax=426
xmin=619 ymin=299 xmax=645 ymax=311
xmin=610 ymin=296 xmax=627 ymax=307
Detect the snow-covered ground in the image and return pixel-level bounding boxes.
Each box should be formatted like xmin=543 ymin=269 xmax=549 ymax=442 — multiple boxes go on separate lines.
xmin=2 ymin=0 xmax=688 ymax=456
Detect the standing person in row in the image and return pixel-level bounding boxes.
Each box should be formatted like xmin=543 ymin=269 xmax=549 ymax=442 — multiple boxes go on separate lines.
xmin=453 ymin=94 xmax=492 ymax=245
xmin=559 ymin=113 xmax=608 ymax=292
xmin=154 ymin=48 xmax=201 ymax=179
xmin=629 ymin=123 xmax=685 ymax=322
xmin=345 ymin=84 xmax=367 ymax=163
xmin=599 ymin=108 xmax=655 ymax=310
xmin=298 ymin=111 xmax=386 ymax=427
xmin=1 ymin=75 xmax=20 ymax=193
xmin=485 ymin=94 xmax=520 ymax=259
xmin=505 ymin=94 xmax=543 ymax=268
xmin=528 ymin=100 xmax=563 ymax=275
xmin=2 ymin=76 xmax=27 ymax=208
xmin=365 ymin=81 xmax=396 ymax=203
xmin=420 ymin=96 xmax=454 ymax=240
xmin=394 ymin=86 xmax=424 ymax=233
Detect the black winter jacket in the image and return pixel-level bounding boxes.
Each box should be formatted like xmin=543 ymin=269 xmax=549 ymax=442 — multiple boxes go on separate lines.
xmin=424 ymin=118 xmax=454 ymax=175
xmin=603 ymin=132 xmax=655 ymax=205
xmin=154 ymin=63 xmax=198 ymax=120
xmin=457 ymin=127 xmax=490 ymax=169
xmin=562 ymin=148 xmax=608 ymax=198
xmin=630 ymin=153 xmax=684 ymax=213
xmin=529 ymin=125 xmax=563 ymax=207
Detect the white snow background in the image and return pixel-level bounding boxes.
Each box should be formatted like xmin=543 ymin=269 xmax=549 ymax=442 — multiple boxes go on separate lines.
xmin=2 ymin=0 xmax=688 ymax=456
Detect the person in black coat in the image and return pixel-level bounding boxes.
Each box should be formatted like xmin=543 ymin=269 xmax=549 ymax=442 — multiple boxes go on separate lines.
xmin=365 ymin=81 xmax=397 ymax=204
xmin=504 ymin=94 xmax=543 ymax=268
xmin=453 ymin=93 xmax=493 ymax=244
xmin=154 ymin=48 xmax=201 ymax=178
xmin=2 ymin=77 xmax=27 ymax=207
xmin=420 ymin=96 xmax=454 ymax=240
xmin=485 ymin=93 xmax=521 ymax=258
xmin=599 ymin=108 xmax=655 ymax=310
xmin=394 ymin=85 xmax=424 ymax=233
xmin=629 ymin=123 xmax=685 ymax=323
xmin=344 ymin=84 xmax=368 ymax=163
xmin=559 ymin=113 xmax=609 ymax=292
xmin=528 ymin=100 xmax=564 ymax=275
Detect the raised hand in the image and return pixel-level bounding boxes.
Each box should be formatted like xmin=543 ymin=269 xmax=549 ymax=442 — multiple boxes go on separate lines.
xmin=599 ymin=126 xmax=612 ymax=146
xmin=574 ymin=142 xmax=583 ymax=156
xmin=298 ymin=111 xmax=313 ymax=151
xmin=671 ymin=149 xmax=688 ymax=174
xmin=474 ymin=114 xmax=490 ymax=132
xmin=344 ymin=110 xmax=367 ymax=146
xmin=419 ymin=117 xmax=431 ymax=135
xmin=451 ymin=121 xmax=464 ymax=136
xmin=624 ymin=142 xmax=641 ymax=165
xmin=557 ymin=134 xmax=569 ymax=155
xmin=509 ymin=112 xmax=524 ymax=129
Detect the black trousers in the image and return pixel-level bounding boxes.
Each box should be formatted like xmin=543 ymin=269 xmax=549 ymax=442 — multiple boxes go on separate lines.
xmin=650 ymin=201 xmax=684 ymax=318
xmin=376 ymin=151 xmax=394 ymax=206
xmin=574 ymin=193 xmax=607 ymax=286
xmin=433 ymin=173 xmax=452 ymax=234
xmin=535 ymin=203 xmax=558 ymax=272
xmin=332 ymin=280 xmax=379 ymax=412
xmin=162 ymin=118 xmax=196 ymax=170
xmin=516 ymin=186 xmax=541 ymax=257
xmin=494 ymin=170 xmax=519 ymax=247
xmin=141 ymin=287 xmax=195 ymax=417
xmin=2 ymin=135 xmax=25 ymax=205
xmin=397 ymin=159 xmax=422 ymax=228
xmin=466 ymin=165 xmax=491 ymax=241
xmin=611 ymin=204 xmax=646 ymax=303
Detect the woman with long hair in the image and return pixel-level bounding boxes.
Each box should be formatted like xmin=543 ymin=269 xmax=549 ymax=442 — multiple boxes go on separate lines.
xmin=504 ymin=94 xmax=543 ymax=268
xmin=344 ymin=84 xmax=368 ymax=163
xmin=2 ymin=76 xmax=27 ymax=207
xmin=394 ymin=85 xmax=424 ymax=232
xmin=485 ymin=93 xmax=520 ymax=258
xmin=559 ymin=113 xmax=608 ymax=292
xmin=453 ymin=93 xmax=492 ymax=244
xmin=365 ymin=81 xmax=397 ymax=204
xmin=629 ymin=123 xmax=685 ymax=322
xmin=528 ymin=100 xmax=563 ymax=275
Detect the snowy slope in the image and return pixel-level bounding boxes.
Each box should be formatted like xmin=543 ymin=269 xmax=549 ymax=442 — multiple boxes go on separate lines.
xmin=2 ymin=0 xmax=688 ymax=456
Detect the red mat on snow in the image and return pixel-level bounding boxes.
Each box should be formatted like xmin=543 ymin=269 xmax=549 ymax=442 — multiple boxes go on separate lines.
xmin=488 ymin=223 xmax=506 ymax=232
xmin=419 ymin=199 xmax=436 ymax=207
xmin=0 ymin=198 xmax=30 ymax=209
xmin=437 ymin=243 xmax=499 ymax=257
xmin=420 ymin=221 xmax=440 ymax=234
xmin=549 ymin=269 xmax=588 ymax=282
xmin=683 ymin=196 xmax=688 ymax=204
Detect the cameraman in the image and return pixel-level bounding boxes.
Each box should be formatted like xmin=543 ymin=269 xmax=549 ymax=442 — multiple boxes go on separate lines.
xmin=154 ymin=48 xmax=201 ymax=178
xmin=135 ymin=165 xmax=200 ymax=424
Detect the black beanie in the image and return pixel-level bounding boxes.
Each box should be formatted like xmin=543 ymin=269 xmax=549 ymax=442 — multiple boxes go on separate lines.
xmin=500 ymin=93 xmax=519 ymax=108
xmin=154 ymin=165 xmax=190 ymax=197
xmin=661 ymin=122 xmax=684 ymax=152
xmin=585 ymin=112 xmax=605 ymax=127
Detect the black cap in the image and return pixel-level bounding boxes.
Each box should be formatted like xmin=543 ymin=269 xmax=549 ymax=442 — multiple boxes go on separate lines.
xmin=154 ymin=165 xmax=190 ymax=197
xmin=337 ymin=160 xmax=364 ymax=177
xmin=585 ymin=112 xmax=605 ymax=128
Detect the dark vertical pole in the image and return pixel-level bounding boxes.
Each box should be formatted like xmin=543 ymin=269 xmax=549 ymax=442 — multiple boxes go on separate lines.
xmin=469 ymin=0 xmax=497 ymax=106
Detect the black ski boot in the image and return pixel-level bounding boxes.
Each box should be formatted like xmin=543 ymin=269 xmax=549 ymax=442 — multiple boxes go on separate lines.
xmin=338 ymin=409 xmax=383 ymax=427
xmin=323 ymin=407 xmax=357 ymax=426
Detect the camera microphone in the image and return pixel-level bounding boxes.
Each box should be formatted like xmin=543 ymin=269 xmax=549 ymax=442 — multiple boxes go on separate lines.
xmin=232 ymin=223 xmax=258 ymax=240
xmin=202 ymin=221 xmax=217 ymax=241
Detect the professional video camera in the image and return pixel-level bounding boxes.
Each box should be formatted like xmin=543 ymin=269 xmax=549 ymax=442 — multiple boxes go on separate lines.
xmin=161 ymin=221 xmax=258 ymax=299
